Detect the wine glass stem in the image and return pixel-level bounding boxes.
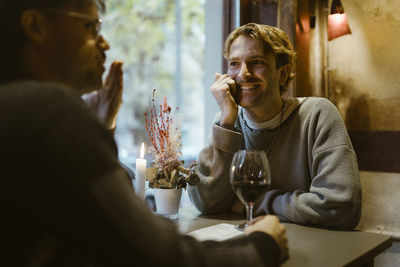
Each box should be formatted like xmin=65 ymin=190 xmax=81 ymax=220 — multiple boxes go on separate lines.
xmin=246 ymin=203 xmax=254 ymax=224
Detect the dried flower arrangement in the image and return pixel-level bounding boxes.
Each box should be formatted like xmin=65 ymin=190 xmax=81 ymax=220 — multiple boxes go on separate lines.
xmin=144 ymin=89 xmax=199 ymax=189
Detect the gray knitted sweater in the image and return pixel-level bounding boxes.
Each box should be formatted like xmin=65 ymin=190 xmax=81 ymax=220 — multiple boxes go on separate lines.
xmin=188 ymin=97 xmax=362 ymax=229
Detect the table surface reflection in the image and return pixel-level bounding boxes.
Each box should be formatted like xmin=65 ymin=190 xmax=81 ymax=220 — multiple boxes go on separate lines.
xmin=176 ymin=206 xmax=392 ymax=267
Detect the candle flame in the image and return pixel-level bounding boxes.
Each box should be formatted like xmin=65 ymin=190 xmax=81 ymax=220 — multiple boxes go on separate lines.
xmin=140 ymin=143 xmax=145 ymax=159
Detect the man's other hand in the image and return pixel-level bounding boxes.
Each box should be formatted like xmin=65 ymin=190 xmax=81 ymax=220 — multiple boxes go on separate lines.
xmin=83 ymin=60 xmax=124 ymax=131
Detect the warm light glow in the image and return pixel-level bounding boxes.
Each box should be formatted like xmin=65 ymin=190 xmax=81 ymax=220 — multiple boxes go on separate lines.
xmin=140 ymin=143 xmax=145 ymax=159
xmin=329 ymin=13 xmax=347 ymax=25
xmin=327 ymin=13 xmax=351 ymax=41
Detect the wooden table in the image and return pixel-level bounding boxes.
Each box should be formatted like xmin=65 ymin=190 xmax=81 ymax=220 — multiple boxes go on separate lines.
xmin=177 ymin=206 xmax=393 ymax=267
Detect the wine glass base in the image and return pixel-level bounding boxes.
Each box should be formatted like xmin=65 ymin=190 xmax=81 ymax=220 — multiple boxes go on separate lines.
xmin=234 ymin=223 xmax=247 ymax=231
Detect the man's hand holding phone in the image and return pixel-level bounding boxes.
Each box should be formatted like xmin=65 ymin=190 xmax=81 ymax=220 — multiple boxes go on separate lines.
xmin=210 ymin=73 xmax=239 ymax=130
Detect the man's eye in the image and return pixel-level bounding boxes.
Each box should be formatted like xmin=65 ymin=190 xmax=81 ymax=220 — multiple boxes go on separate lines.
xmin=252 ymin=60 xmax=264 ymax=65
xmin=229 ymin=62 xmax=240 ymax=67
xmin=84 ymin=22 xmax=94 ymax=29
xmin=84 ymin=22 xmax=97 ymax=36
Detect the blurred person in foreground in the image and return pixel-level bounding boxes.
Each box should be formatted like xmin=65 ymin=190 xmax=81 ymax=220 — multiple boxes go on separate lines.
xmin=0 ymin=1 xmax=288 ymax=266
xmin=188 ymin=23 xmax=362 ymax=230
xmin=0 ymin=0 xmax=122 ymax=133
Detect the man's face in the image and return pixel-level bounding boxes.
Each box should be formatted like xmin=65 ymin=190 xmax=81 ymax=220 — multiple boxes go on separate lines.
xmin=227 ymin=35 xmax=281 ymax=110
xmin=41 ymin=0 xmax=109 ymax=94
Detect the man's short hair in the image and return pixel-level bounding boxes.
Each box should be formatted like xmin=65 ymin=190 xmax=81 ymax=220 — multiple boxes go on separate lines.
xmin=0 ymin=0 xmax=105 ymax=84
xmin=224 ymin=23 xmax=296 ymax=94
xmin=0 ymin=0 xmax=105 ymax=13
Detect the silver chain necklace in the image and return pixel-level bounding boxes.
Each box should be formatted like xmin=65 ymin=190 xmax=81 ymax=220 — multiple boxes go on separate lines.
xmin=240 ymin=101 xmax=285 ymax=155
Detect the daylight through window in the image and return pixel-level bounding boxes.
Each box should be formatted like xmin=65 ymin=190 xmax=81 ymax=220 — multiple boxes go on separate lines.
xmin=102 ymin=0 xmax=205 ymax=168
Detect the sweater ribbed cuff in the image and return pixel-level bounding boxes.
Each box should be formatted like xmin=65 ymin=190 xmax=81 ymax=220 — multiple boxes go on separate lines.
xmin=211 ymin=123 xmax=243 ymax=153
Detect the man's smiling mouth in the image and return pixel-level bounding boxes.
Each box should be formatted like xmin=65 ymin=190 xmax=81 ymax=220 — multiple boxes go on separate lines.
xmin=239 ymin=84 xmax=261 ymax=90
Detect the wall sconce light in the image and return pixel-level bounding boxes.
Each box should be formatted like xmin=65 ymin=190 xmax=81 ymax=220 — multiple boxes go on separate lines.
xmin=327 ymin=0 xmax=351 ymax=41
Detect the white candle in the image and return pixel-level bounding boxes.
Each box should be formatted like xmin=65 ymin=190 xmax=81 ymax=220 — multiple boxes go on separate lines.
xmin=135 ymin=143 xmax=147 ymax=200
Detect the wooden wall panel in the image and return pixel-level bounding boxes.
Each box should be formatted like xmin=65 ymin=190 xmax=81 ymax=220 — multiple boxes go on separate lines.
xmin=297 ymin=0 xmax=400 ymax=173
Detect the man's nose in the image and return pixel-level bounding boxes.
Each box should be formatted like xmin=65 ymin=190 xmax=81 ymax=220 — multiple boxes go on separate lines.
xmin=238 ymin=63 xmax=251 ymax=79
xmin=97 ymin=35 xmax=110 ymax=51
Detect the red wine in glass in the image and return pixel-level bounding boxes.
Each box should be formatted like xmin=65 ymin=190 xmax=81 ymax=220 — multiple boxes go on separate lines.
xmin=230 ymin=150 xmax=271 ymax=231
xmin=231 ymin=179 xmax=270 ymax=206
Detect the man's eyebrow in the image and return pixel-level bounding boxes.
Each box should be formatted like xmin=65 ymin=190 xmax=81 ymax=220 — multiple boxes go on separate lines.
xmin=228 ymin=55 xmax=266 ymax=60
xmin=249 ymin=56 xmax=266 ymax=60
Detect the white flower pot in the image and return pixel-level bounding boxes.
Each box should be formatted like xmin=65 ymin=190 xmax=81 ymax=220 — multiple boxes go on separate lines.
xmin=154 ymin=188 xmax=182 ymax=220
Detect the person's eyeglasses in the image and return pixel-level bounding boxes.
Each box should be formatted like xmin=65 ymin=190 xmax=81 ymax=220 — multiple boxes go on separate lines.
xmin=37 ymin=8 xmax=103 ymax=38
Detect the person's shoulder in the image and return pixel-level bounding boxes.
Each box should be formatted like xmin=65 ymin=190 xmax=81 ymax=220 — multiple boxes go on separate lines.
xmin=297 ymin=97 xmax=344 ymax=126
xmin=0 ymin=80 xmax=82 ymax=105
xmin=300 ymin=96 xmax=332 ymax=106
xmin=299 ymin=97 xmax=337 ymax=112
xmin=0 ymin=80 xmax=90 ymax=113
xmin=0 ymin=80 xmax=98 ymax=131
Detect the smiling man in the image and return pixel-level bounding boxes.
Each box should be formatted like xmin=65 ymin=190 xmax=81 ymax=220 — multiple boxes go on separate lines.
xmin=188 ymin=23 xmax=362 ymax=230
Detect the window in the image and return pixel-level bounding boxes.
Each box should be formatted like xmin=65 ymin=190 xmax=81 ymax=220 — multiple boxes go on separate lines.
xmin=102 ymin=0 xmax=206 ymax=168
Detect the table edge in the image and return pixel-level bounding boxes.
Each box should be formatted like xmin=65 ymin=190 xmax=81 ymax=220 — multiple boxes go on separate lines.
xmin=344 ymin=235 xmax=393 ymax=267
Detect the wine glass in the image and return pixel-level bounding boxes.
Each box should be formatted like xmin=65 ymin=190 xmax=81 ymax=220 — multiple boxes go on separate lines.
xmin=230 ymin=150 xmax=271 ymax=231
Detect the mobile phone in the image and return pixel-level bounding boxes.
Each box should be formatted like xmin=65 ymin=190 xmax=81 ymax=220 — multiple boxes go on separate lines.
xmin=230 ymin=81 xmax=239 ymax=104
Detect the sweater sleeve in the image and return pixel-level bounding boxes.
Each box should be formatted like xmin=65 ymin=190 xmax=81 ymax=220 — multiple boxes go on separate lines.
xmin=268 ymin=99 xmax=362 ymax=229
xmin=188 ymin=123 xmax=243 ymax=214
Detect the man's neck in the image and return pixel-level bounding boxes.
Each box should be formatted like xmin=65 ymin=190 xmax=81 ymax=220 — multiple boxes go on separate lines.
xmin=244 ymin=99 xmax=283 ymax=123
xmin=22 ymin=47 xmax=92 ymax=96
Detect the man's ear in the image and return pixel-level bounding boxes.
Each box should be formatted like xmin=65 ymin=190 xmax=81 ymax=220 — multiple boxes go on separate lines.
xmin=279 ymin=64 xmax=290 ymax=87
xmin=20 ymin=10 xmax=47 ymax=45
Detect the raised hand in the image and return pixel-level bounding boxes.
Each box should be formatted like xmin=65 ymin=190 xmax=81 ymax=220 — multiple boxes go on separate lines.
xmin=83 ymin=60 xmax=124 ymax=131
xmin=245 ymin=215 xmax=289 ymax=262
xmin=210 ymin=73 xmax=238 ymax=130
